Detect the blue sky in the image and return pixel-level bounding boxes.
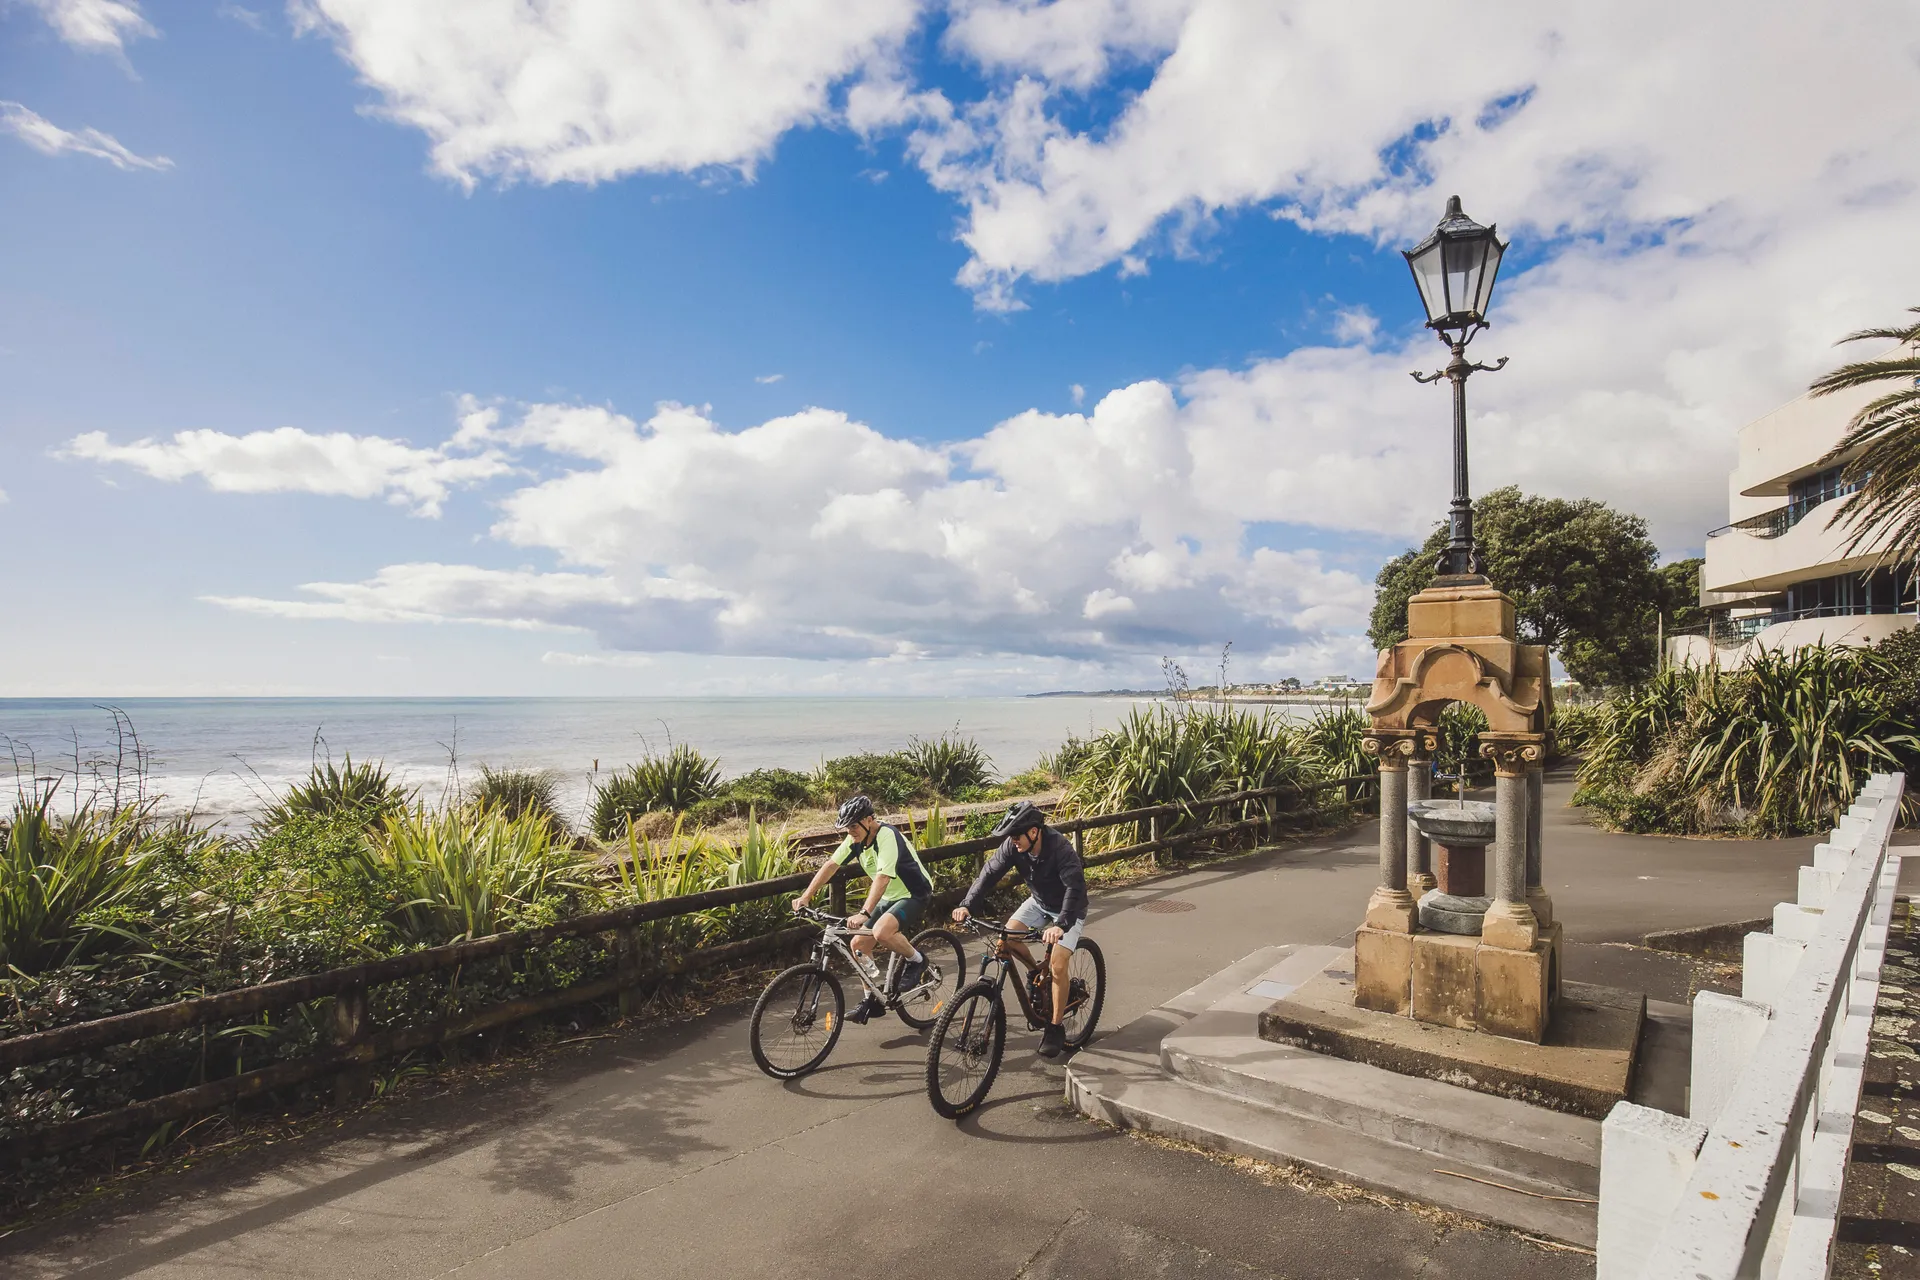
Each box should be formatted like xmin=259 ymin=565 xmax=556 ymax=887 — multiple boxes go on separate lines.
xmin=4 ymin=1 xmax=1917 ymax=696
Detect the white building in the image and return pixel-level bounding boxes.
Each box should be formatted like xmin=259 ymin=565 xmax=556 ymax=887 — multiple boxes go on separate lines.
xmin=1673 ymin=346 xmax=1917 ymax=667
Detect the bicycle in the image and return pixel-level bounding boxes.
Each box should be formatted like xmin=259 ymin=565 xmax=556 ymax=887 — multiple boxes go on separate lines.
xmin=924 ymin=916 xmax=1106 ymax=1119
xmin=748 ymin=906 xmax=967 ymax=1079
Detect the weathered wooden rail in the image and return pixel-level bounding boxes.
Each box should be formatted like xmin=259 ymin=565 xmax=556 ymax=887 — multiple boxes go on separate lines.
xmin=1 ymin=776 xmax=1365 ymax=1161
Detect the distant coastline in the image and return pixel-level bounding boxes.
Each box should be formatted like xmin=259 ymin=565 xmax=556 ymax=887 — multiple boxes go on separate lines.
xmin=1027 ymin=690 xmax=1367 ymax=705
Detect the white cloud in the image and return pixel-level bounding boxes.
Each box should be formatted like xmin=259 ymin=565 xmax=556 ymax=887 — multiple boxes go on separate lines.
xmin=1330 ymin=306 xmax=1378 ymax=346
xmin=1 ymin=102 xmax=171 ymax=171
xmin=1070 ymin=383 xmax=1085 ymax=406
xmin=61 ymin=425 xmax=511 ymax=516
xmin=25 ymin=0 xmax=152 ymax=53
xmin=217 ymin=3 xmax=265 ymax=31
xmin=203 ymin=393 xmax=1376 ymax=667
xmin=292 ymin=0 xmax=922 ymax=186
xmin=754 ymin=373 xmax=785 ymax=384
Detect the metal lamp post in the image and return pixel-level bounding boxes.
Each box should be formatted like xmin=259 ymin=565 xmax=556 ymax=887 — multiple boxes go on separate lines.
xmin=1405 ymin=195 xmax=1509 ymax=579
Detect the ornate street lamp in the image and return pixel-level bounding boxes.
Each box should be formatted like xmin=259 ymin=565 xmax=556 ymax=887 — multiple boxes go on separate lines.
xmin=1405 ymin=195 xmax=1509 ymax=579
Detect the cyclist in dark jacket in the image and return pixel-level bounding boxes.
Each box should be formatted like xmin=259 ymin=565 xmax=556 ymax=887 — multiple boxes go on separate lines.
xmin=954 ymin=800 xmax=1088 ymax=1058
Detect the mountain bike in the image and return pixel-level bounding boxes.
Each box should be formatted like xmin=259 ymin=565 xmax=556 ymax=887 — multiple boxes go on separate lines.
xmin=748 ymin=906 xmax=967 ymax=1079
xmin=924 ymin=916 xmax=1106 ymax=1119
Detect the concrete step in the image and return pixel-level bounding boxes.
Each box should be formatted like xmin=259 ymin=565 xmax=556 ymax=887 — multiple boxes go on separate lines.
xmin=1065 ymin=946 xmax=1601 ymax=1248
xmin=1070 ymin=1065 xmax=1598 ymax=1247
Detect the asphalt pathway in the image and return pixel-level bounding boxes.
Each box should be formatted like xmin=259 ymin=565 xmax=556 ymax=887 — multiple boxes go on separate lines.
xmin=2 ymin=776 xmax=1832 ymax=1280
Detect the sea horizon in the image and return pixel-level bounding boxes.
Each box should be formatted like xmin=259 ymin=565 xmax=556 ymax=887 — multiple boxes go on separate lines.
xmin=0 ymin=695 xmax=1171 ymax=829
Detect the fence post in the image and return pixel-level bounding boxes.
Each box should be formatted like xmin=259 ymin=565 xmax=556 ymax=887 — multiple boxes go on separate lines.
xmin=829 ymin=864 xmax=847 ymax=916
xmin=616 ymin=926 xmax=642 ymax=1019
xmin=328 ymin=985 xmax=372 ymax=1106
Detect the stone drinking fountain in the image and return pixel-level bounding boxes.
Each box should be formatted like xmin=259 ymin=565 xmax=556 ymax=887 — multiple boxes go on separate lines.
xmin=1407 ymin=795 xmax=1495 ymax=934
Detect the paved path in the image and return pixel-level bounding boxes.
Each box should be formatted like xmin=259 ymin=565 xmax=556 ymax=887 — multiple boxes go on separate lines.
xmin=0 ymin=777 xmax=1833 ymax=1280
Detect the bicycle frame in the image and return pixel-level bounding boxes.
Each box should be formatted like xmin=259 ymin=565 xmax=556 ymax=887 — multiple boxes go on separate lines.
xmin=797 ymin=908 xmax=931 ymax=1006
xmin=967 ymin=927 xmax=1063 ymax=1030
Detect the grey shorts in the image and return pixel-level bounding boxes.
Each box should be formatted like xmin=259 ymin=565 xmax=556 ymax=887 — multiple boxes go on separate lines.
xmin=1009 ymin=896 xmax=1083 ymax=951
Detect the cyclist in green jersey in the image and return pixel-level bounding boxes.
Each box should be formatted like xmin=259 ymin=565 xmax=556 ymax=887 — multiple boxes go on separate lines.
xmin=791 ymin=795 xmax=936 ymax=1023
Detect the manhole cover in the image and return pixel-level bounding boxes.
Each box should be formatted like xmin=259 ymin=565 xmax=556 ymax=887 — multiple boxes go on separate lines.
xmin=1140 ymin=899 xmax=1198 ymax=914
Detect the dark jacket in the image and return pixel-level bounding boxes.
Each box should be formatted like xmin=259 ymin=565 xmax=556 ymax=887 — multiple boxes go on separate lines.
xmin=959 ymin=826 xmax=1088 ymax=930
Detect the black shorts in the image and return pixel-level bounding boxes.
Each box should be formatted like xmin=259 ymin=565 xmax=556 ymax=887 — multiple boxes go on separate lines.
xmin=867 ymin=896 xmax=926 ymax=933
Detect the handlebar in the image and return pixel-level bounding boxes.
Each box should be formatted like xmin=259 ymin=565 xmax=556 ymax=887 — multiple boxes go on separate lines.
xmin=955 ymin=915 xmax=1039 ymax=940
xmin=795 ymin=905 xmax=871 ymax=933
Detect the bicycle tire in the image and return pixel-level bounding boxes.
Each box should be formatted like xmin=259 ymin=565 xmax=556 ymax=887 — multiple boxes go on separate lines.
xmin=893 ymin=928 xmax=968 ymax=1032
xmin=1062 ymin=938 xmax=1106 ymax=1049
xmin=749 ymin=964 xmax=844 ymax=1079
xmin=925 ymin=982 xmax=1005 ymax=1119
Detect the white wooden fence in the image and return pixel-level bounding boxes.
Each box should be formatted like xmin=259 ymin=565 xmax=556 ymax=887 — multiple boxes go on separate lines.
xmin=1598 ymin=771 xmax=1907 ymax=1280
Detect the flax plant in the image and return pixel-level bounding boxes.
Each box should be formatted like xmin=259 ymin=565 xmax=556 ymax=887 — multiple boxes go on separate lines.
xmin=358 ymin=806 xmax=588 ymax=945
xmin=0 ymin=792 xmax=162 ymax=974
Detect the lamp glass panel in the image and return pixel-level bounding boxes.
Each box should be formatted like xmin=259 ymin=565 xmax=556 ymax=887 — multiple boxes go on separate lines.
xmin=1442 ymin=237 xmax=1486 ymax=321
xmin=1473 ymin=236 xmax=1504 ymax=316
xmin=1407 ymin=243 xmax=1447 ymax=324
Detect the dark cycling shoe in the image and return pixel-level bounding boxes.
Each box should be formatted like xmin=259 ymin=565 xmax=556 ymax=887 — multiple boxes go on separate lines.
xmin=895 ymin=957 xmax=928 ymax=993
xmin=845 ymin=994 xmax=886 ymax=1025
xmin=1037 ymin=1023 xmax=1067 ymax=1059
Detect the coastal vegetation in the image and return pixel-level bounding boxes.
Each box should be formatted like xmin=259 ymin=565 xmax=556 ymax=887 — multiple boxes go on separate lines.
xmin=1572 ymin=635 xmax=1920 ymax=836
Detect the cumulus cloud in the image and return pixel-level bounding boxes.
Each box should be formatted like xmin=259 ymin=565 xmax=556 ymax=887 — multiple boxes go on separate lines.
xmin=203 ymin=393 xmax=1376 ymax=668
xmin=62 ymin=425 xmax=512 ymax=516
xmin=291 ymin=0 xmax=922 ymax=186
xmin=1 ymin=102 xmax=171 ymax=170
xmin=24 ymin=0 xmax=152 ymax=53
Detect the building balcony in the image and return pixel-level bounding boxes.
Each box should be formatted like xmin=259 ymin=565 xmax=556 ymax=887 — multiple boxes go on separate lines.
xmin=1701 ymin=493 xmax=1896 ymax=595
xmin=1668 ymin=611 xmax=1914 ymax=669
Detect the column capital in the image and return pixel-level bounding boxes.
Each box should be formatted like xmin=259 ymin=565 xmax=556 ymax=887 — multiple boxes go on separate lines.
xmin=1362 ymin=728 xmax=1422 ymax=770
xmin=1478 ymin=732 xmax=1545 ymax=778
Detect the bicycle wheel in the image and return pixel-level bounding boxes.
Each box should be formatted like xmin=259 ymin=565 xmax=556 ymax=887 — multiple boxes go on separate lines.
xmin=925 ymin=982 xmax=1005 ymax=1119
xmin=893 ymin=928 xmax=968 ymax=1031
xmin=749 ymin=964 xmax=844 ymax=1079
xmin=1061 ymin=938 xmax=1106 ymax=1049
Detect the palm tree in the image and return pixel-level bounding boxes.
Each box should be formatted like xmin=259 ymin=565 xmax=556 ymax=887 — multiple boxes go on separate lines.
xmin=1810 ymin=307 xmax=1920 ymax=565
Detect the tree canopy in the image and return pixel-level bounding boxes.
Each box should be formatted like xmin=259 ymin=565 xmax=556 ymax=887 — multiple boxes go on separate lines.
xmin=1809 ymin=306 xmax=1920 ymax=567
xmin=1367 ymin=486 xmax=1665 ymax=688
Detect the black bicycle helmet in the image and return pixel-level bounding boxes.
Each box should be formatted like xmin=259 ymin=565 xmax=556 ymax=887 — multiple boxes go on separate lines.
xmin=990 ymin=799 xmax=1045 ymax=840
xmin=836 ymin=795 xmax=876 ymax=829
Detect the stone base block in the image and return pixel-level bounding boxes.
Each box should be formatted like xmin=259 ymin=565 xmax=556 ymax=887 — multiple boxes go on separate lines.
xmin=1354 ymin=927 xmax=1411 ymax=1015
xmin=1411 ymin=932 xmax=1479 ymax=1028
xmin=1260 ymin=952 xmax=1645 ymax=1119
xmin=1362 ymin=887 xmax=1418 ymax=933
xmin=1477 ymin=937 xmax=1552 ymax=1043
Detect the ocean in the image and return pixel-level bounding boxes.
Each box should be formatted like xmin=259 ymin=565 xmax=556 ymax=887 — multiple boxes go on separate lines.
xmin=0 ymin=697 xmax=1159 ymax=829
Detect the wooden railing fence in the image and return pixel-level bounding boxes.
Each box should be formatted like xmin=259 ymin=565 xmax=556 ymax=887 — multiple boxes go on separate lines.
xmin=1 ymin=776 xmax=1365 ymax=1162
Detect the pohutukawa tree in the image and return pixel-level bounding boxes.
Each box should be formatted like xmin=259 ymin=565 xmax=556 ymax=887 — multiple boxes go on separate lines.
xmin=1369 ymin=486 xmax=1665 ymax=689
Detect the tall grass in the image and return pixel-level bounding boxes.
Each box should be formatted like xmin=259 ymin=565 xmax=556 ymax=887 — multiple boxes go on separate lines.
xmin=0 ymin=792 xmax=164 ymax=974
xmin=1575 ymin=644 xmax=1920 ymax=835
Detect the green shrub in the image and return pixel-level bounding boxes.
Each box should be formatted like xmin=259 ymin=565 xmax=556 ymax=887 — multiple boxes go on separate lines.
xmin=469 ymin=767 xmax=571 ymax=841
xmin=591 ymin=745 xmax=723 ymax=838
xmin=683 ymin=767 xmax=814 ymax=827
xmin=901 ymin=734 xmax=994 ymax=798
xmin=0 ymin=793 xmax=164 ymax=975
xmin=1549 ymin=703 xmax=1603 ymax=757
xmin=815 ymin=751 xmax=921 ymax=810
xmin=1436 ymin=703 xmax=1491 ymax=786
xmin=262 ymin=755 xmax=409 ymax=831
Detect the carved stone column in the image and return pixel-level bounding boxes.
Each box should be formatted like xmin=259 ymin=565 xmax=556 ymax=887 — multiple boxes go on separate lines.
xmin=1361 ymin=730 xmax=1418 ymax=933
xmin=1478 ymin=736 xmax=1543 ymax=951
xmin=1405 ymin=728 xmax=1437 ymax=896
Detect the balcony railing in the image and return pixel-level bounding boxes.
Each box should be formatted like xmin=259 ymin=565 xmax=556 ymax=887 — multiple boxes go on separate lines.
xmin=1705 ymin=479 xmax=1861 ymax=540
xmin=1675 ymin=599 xmax=1914 ymax=649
